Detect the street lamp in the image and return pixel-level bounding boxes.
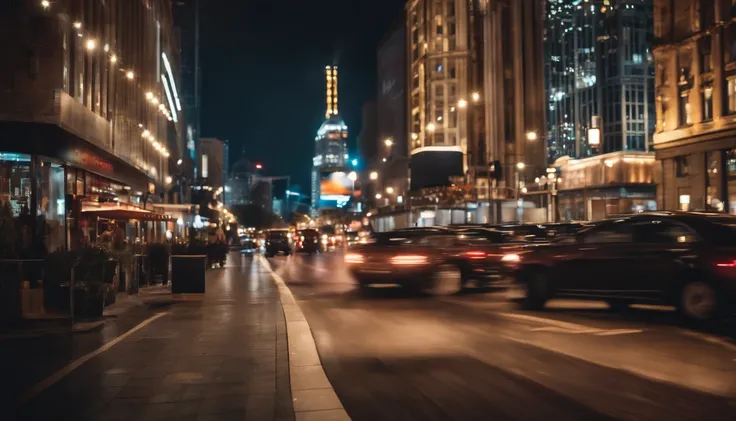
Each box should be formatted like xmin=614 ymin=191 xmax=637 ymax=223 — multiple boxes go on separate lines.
xmin=385 ymin=186 xmax=394 ymax=194
xmin=516 ymin=162 xmax=526 ymax=170
xmin=375 ymin=193 xmax=382 ymax=200
xmin=426 ymin=123 xmax=436 ymax=132
xmin=369 ymin=171 xmax=378 ymax=181
xmin=471 ymin=92 xmax=481 ymax=102
xmin=125 ymin=71 xmax=135 ymax=80
xmin=457 ymin=99 xmax=468 ymax=109
xmin=526 ymin=131 xmax=538 ymax=141
xmin=384 ymin=138 xmax=393 ymax=147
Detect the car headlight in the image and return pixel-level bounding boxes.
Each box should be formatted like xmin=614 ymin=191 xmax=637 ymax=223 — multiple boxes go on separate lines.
xmin=501 ymin=253 xmax=521 ymax=262
xmin=390 ymin=255 xmax=429 ymax=265
xmin=344 ymin=253 xmax=364 ymax=264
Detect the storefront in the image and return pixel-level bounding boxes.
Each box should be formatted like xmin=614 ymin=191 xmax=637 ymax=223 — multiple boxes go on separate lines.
xmin=0 ymin=122 xmax=161 ymax=256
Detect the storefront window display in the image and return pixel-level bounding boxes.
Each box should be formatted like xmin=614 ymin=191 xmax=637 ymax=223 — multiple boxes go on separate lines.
xmin=0 ymin=153 xmax=32 ymax=216
xmin=39 ymin=161 xmax=66 ymax=253
xmin=706 ymin=151 xmax=724 ymax=212
xmin=727 ymin=149 xmax=736 ymax=215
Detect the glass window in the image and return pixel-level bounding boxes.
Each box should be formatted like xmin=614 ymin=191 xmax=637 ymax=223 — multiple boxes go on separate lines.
xmin=633 ymin=221 xmax=696 ymax=244
xmin=679 ymin=91 xmax=692 ymax=125
xmin=702 ymin=87 xmax=713 ymax=120
xmin=728 ymin=79 xmax=736 ymax=114
xmin=706 ymin=151 xmax=724 ymax=211
xmin=675 ymin=156 xmax=689 ymax=177
xmin=582 ymin=222 xmax=633 ymax=244
xmin=727 ymin=149 xmax=736 ymax=214
xmin=38 ymin=162 xmax=66 ymax=253
xmin=0 ymin=153 xmax=32 ymax=217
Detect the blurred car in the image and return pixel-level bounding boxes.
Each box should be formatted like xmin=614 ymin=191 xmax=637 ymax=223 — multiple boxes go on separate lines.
xmin=264 ymin=229 xmax=292 ymax=257
xmin=345 ymin=231 xmax=361 ymax=246
xmin=344 ymin=228 xmax=521 ymax=293
xmin=494 ymin=224 xmax=553 ymax=243
xmin=295 ymin=229 xmax=321 ymax=254
xmin=503 ymin=212 xmax=736 ymax=323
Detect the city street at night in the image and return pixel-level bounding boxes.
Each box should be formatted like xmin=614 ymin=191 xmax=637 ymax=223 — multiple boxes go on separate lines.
xmin=267 ymin=251 xmax=736 ymax=421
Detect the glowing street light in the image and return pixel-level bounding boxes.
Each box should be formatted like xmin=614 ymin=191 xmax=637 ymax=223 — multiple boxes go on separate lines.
xmin=472 ymin=91 xmax=481 ymax=102
xmin=73 ymin=22 xmax=82 ymax=30
xmin=369 ymin=171 xmax=378 ymax=181
xmin=426 ymin=123 xmax=436 ymax=132
xmin=125 ymin=71 xmax=135 ymax=80
xmin=526 ymin=131 xmax=538 ymax=141
xmin=110 ymin=54 xmax=117 ymax=64
xmin=516 ymin=162 xmax=526 ymax=170
xmin=385 ymin=186 xmax=395 ymax=194
xmin=457 ymin=99 xmax=468 ymax=108
xmin=375 ymin=193 xmax=382 ymax=200
xmin=384 ymin=138 xmax=393 ymax=147
xmin=347 ymin=171 xmax=358 ymax=181
xmin=85 ymin=39 xmax=97 ymax=50
xmin=165 ymin=176 xmax=173 ymax=185
xmin=177 ymin=159 xmax=183 ymax=165
xmin=41 ymin=1 xmax=50 ymax=9
xmin=145 ymin=92 xmax=154 ymax=100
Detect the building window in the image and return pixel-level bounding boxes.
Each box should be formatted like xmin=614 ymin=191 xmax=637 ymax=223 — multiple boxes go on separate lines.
xmin=675 ymin=156 xmax=689 ymax=177
xmin=703 ymin=87 xmax=713 ymax=121
xmin=678 ymin=91 xmax=692 ymax=125
xmin=728 ymin=79 xmax=736 ymax=114
xmin=727 ymin=149 xmax=736 ymax=214
xmin=706 ymin=151 xmax=724 ymax=211
xmin=700 ymin=36 xmax=712 ymax=73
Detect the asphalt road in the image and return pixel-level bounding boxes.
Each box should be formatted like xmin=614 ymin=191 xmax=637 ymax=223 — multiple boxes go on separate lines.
xmin=269 ymin=251 xmax=736 ymax=421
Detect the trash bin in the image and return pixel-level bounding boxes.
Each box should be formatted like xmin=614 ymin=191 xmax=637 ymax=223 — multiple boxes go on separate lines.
xmin=171 ymin=255 xmax=206 ymax=300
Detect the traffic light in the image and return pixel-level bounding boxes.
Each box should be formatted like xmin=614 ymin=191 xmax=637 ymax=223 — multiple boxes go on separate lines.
xmin=490 ymin=160 xmax=502 ymax=181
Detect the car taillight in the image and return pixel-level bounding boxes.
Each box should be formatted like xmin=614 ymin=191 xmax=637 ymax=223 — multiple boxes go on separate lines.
xmin=715 ymin=259 xmax=736 ymax=267
xmin=465 ymin=250 xmax=487 ymax=260
xmin=390 ymin=255 xmax=429 ymax=265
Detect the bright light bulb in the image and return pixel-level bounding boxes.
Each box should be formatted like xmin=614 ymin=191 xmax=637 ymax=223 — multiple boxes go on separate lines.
xmin=103 ymin=43 xmax=109 ymax=52
xmin=457 ymin=99 xmax=468 ymax=108
xmin=141 ymin=130 xmax=150 ymax=138
xmin=41 ymin=0 xmax=50 ymax=9
xmin=472 ymin=92 xmax=480 ymax=102
xmin=73 ymin=22 xmax=82 ymax=29
xmin=125 ymin=71 xmax=134 ymax=80
xmin=110 ymin=55 xmax=117 ymax=64
xmin=145 ymin=92 xmax=154 ymax=100
xmin=152 ymin=97 xmax=159 ymax=105
xmin=85 ymin=39 xmax=96 ymax=50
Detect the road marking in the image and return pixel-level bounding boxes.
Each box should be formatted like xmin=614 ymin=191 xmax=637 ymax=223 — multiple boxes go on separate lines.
xmin=19 ymin=312 xmax=168 ymax=405
xmin=680 ymin=330 xmax=736 ymax=353
xmin=499 ymin=312 xmax=600 ymax=332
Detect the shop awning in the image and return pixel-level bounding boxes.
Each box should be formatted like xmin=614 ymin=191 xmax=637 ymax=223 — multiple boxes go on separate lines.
xmin=81 ymin=205 xmax=175 ymax=221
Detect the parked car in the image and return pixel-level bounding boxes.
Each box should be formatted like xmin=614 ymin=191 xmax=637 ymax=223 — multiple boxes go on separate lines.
xmin=503 ymin=212 xmax=736 ymax=323
xmin=265 ymin=229 xmax=292 ymax=257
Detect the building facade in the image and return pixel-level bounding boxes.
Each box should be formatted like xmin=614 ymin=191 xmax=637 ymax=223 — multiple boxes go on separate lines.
xmin=0 ymin=0 xmax=186 ymax=252
xmin=377 ymin=20 xmax=409 ymax=196
xmin=199 ymin=137 xmax=227 ymax=193
xmin=545 ymin=0 xmax=655 ymax=163
xmin=653 ymin=0 xmax=736 ymax=213
xmin=172 ymin=0 xmax=200 ymax=171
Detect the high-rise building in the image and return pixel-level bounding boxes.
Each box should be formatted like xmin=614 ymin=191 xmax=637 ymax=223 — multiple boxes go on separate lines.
xmin=378 ymin=20 xmax=409 ymax=194
xmin=545 ymin=0 xmax=655 ymax=163
xmin=173 ymin=0 xmax=200 ymax=171
xmin=407 ymin=0 xmax=547 ymax=197
xmin=199 ymin=138 xmax=227 ymax=194
xmin=0 ymin=0 xmax=186 ymax=250
xmin=311 ymin=66 xmax=349 ymax=215
xmin=653 ymin=0 xmax=736 ymax=213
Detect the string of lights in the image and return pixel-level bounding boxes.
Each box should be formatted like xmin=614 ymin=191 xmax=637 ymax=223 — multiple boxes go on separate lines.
xmin=39 ymin=0 xmax=174 ymax=162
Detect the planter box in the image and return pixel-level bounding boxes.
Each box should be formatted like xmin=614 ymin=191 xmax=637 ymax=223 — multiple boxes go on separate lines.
xmin=171 ymin=255 xmax=206 ymax=299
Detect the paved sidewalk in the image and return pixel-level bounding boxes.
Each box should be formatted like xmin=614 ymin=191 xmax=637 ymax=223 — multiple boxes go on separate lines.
xmin=16 ymin=253 xmax=294 ymax=421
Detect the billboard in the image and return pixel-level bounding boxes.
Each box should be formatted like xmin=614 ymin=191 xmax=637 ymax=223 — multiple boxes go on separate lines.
xmin=319 ymin=171 xmax=352 ymax=208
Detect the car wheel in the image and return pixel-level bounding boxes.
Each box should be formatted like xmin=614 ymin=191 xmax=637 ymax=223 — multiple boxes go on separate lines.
xmin=678 ymin=280 xmax=719 ymax=324
xmin=518 ymin=269 xmax=549 ymax=310
xmin=424 ymin=264 xmax=463 ymax=296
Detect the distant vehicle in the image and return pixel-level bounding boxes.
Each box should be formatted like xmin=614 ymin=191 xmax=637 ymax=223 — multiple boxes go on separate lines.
xmin=503 ymin=212 xmax=736 ymax=323
xmin=295 ymin=229 xmax=321 ymax=254
xmin=264 ymin=229 xmax=291 ymax=257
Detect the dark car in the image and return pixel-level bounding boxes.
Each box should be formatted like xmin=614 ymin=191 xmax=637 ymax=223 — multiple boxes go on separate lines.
xmin=295 ymin=229 xmax=321 ymax=254
xmin=504 ymin=212 xmax=736 ymax=322
xmin=494 ymin=224 xmax=553 ymax=243
xmin=345 ymin=228 xmax=519 ymax=294
xmin=264 ymin=229 xmax=291 ymax=257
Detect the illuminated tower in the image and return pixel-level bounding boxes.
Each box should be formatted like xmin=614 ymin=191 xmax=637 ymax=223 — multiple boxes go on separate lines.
xmin=311 ymin=65 xmax=349 ymax=215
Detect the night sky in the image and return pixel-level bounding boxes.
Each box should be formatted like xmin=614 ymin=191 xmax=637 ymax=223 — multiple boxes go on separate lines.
xmin=199 ymin=0 xmax=404 ymax=191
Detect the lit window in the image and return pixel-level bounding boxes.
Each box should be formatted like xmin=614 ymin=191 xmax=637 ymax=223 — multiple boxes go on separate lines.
xmin=728 ymin=79 xmax=736 ymax=114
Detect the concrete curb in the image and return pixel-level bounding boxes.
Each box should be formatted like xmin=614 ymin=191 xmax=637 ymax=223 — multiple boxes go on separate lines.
xmin=258 ymin=255 xmax=352 ymax=421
